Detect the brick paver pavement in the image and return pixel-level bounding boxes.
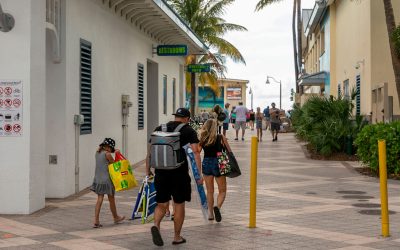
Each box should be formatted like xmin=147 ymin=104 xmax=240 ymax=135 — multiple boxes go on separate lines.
xmin=1 ymin=130 xmax=400 ymax=249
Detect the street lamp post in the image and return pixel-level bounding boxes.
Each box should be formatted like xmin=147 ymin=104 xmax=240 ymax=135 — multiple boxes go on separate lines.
xmin=249 ymin=87 xmax=253 ymax=110
xmin=266 ymin=76 xmax=282 ymax=110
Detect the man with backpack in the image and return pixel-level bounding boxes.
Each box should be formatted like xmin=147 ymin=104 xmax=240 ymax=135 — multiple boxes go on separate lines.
xmin=146 ymin=108 xmax=202 ymax=246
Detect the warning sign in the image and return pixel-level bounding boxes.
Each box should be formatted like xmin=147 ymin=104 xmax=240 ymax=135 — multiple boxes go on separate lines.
xmin=0 ymin=80 xmax=23 ymax=136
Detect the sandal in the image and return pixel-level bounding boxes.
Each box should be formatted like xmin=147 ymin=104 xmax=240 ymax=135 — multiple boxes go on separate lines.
xmin=93 ymin=223 xmax=103 ymax=228
xmin=114 ymin=216 xmax=125 ymax=224
xmin=151 ymin=226 xmax=164 ymax=246
xmin=172 ymin=237 xmax=186 ymax=245
xmin=213 ymin=206 xmax=222 ymax=222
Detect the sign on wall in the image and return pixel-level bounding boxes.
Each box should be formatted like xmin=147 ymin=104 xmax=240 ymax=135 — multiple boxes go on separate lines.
xmin=227 ymin=87 xmax=242 ymax=100
xmin=187 ymin=64 xmax=211 ymax=73
xmin=0 ymin=80 xmax=23 ymax=137
xmin=157 ymin=45 xmax=188 ymax=56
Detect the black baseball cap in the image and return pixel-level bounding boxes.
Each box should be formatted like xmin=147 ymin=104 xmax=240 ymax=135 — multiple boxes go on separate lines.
xmin=172 ymin=108 xmax=191 ymax=117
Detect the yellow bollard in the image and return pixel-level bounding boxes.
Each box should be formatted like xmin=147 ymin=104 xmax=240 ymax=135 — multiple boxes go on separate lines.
xmin=378 ymin=139 xmax=390 ymax=237
xmin=249 ymin=136 xmax=258 ymax=228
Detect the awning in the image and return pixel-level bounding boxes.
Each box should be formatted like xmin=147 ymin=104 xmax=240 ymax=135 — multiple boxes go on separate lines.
xmin=98 ymin=0 xmax=209 ymax=55
xmin=299 ymin=71 xmax=327 ymax=86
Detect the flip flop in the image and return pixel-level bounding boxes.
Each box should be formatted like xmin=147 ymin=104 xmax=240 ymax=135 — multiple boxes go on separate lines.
xmin=151 ymin=226 xmax=164 ymax=246
xmin=114 ymin=216 xmax=125 ymax=224
xmin=213 ymin=206 xmax=222 ymax=222
xmin=93 ymin=223 xmax=103 ymax=228
xmin=172 ymin=237 xmax=186 ymax=245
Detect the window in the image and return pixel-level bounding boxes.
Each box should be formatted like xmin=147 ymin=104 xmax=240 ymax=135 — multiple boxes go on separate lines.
xmin=343 ymin=79 xmax=349 ymax=100
xmin=79 ymin=39 xmax=92 ymax=134
xmin=356 ymin=75 xmax=361 ymax=116
xmin=163 ymin=75 xmax=167 ymax=114
xmin=137 ymin=63 xmax=144 ymax=129
xmin=172 ymin=78 xmax=176 ymax=112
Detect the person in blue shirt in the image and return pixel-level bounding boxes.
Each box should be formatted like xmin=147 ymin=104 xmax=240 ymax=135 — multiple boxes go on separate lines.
xmin=263 ymin=106 xmax=270 ymax=130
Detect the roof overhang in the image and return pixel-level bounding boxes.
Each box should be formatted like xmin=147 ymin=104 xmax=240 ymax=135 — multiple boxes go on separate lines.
xmin=299 ymin=71 xmax=327 ymax=86
xmin=304 ymin=0 xmax=326 ymax=37
xmin=97 ymin=0 xmax=209 ymax=55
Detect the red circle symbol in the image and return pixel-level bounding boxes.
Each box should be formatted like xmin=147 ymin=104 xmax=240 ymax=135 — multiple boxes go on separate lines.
xmin=0 ymin=99 xmax=3 ymax=107
xmin=13 ymin=99 xmax=21 ymax=108
xmin=4 ymin=124 xmax=12 ymax=132
xmin=13 ymin=124 xmax=21 ymax=133
xmin=4 ymin=99 xmax=12 ymax=107
xmin=0 ymin=87 xmax=3 ymax=95
xmin=4 ymin=87 xmax=12 ymax=95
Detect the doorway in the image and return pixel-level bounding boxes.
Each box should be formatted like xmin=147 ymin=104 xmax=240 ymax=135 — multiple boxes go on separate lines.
xmin=147 ymin=60 xmax=159 ymax=141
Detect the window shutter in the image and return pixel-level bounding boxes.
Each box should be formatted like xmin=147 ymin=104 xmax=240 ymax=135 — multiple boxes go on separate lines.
xmin=80 ymin=39 xmax=92 ymax=134
xmin=356 ymin=75 xmax=361 ymax=116
xmin=138 ymin=63 xmax=144 ymax=130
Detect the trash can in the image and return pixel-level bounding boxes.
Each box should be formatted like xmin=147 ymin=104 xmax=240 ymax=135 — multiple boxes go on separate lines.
xmin=345 ymin=135 xmax=353 ymax=155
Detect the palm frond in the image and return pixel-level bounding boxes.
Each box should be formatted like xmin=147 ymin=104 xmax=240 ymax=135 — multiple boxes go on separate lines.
xmin=255 ymin=0 xmax=283 ymax=11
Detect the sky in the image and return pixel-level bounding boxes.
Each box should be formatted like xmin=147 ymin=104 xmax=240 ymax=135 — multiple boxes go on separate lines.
xmin=222 ymin=0 xmax=315 ymax=111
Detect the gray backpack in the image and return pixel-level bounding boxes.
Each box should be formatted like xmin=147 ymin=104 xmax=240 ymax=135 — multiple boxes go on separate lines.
xmin=150 ymin=123 xmax=186 ymax=170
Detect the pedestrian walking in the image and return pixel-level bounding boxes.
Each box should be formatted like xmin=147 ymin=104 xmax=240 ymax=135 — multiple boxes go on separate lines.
xmin=255 ymin=107 xmax=263 ymax=141
xmin=230 ymin=106 xmax=236 ymax=129
xmin=269 ymin=103 xmax=281 ymax=141
xmin=234 ymin=102 xmax=249 ymax=141
xmin=91 ymin=138 xmax=125 ymax=229
xmin=211 ymin=104 xmax=225 ymax=134
xmin=198 ymin=119 xmax=232 ymax=222
xmin=263 ymin=105 xmax=270 ymax=130
xmin=222 ymin=103 xmax=230 ymax=137
xmin=249 ymin=109 xmax=255 ymax=130
xmin=146 ymin=108 xmax=203 ymax=246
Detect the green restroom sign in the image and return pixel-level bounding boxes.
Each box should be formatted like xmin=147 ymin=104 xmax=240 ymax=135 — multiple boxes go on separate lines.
xmin=157 ymin=45 xmax=188 ymax=56
xmin=187 ymin=64 xmax=211 ymax=73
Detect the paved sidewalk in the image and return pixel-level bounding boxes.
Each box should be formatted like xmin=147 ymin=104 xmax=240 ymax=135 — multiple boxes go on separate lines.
xmin=1 ymin=130 xmax=400 ymax=249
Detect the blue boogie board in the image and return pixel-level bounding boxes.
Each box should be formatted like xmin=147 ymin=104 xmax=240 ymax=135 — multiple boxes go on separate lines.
xmin=183 ymin=144 xmax=208 ymax=221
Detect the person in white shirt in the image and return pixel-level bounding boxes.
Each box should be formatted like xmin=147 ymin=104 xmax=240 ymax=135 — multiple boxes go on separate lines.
xmin=234 ymin=102 xmax=249 ymax=141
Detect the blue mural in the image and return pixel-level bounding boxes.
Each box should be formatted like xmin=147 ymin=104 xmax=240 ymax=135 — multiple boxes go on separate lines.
xmin=186 ymin=86 xmax=224 ymax=109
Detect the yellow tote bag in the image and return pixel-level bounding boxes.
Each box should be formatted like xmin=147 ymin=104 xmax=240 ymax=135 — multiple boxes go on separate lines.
xmin=108 ymin=152 xmax=138 ymax=192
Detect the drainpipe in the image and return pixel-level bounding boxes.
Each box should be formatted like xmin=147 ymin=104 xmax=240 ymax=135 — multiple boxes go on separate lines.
xmin=73 ymin=114 xmax=84 ymax=193
xmin=121 ymin=95 xmax=132 ymax=157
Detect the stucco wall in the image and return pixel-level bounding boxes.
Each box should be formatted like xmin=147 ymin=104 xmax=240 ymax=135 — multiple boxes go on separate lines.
xmin=0 ymin=0 xmax=46 ymax=214
xmin=334 ymin=0 xmax=372 ymax=116
xmin=370 ymin=0 xmax=400 ymax=116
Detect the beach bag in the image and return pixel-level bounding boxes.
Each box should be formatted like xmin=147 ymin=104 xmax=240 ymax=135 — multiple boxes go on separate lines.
xmin=150 ymin=123 xmax=186 ymax=170
xmin=216 ymin=135 xmax=232 ymax=176
xmin=225 ymin=152 xmax=241 ymax=178
xmin=108 ymin=152 xmax=138 ymax=192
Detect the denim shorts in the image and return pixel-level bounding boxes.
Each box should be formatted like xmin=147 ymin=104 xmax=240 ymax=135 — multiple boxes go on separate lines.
xmin=202 ymin=157 xmax=221 ymax=177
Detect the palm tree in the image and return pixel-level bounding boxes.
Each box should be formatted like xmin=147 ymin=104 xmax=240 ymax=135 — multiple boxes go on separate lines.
xmin=255 ymin=0 xmax=300 ymax=93
xmin=167 ymin=0 xmax=247 ymax=116
xmin=382 ymin=0 xmax=400 ymax=107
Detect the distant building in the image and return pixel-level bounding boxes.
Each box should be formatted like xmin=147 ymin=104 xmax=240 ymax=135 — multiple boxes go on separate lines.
xmin=0 ymin=0 xmax=207 ymax=214
xmin=299 ymin=0 xmax=400 ymax=122
xmin=189 ymin=78 xmax=249 ymax=113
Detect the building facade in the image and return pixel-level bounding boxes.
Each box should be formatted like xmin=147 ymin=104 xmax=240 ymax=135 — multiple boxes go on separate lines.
xmin=0 ymin=0 xmax=207 ymax=214
xmin=300 ymin=0 xmax=400 ymax=122
xmin=191 ymin=78 xmax=249 ymax=113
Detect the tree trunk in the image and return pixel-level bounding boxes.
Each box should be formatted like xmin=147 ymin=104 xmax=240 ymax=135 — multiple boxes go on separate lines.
xmin=296 ymin=0 xmax=302 ymax=93
xmin=383 ymin=0 xmax=400 ymax=107
xmin=292 ymin=0 xmax=299 ymax=91
xmin=190 ymin=72 xmax=196 ymax=118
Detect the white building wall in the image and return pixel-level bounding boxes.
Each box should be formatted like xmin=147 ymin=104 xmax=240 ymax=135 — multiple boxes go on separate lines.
xmin=0 ymin=0 xmax=46 ymax=214
xmin=44 ymin=0 xmax=185 ymax=198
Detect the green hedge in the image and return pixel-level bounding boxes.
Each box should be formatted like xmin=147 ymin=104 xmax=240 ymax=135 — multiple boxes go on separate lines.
xmin=291 ymin=94 xmax=365 ymax=156
xmin=354 ymin=122 xmax=400 ymax=174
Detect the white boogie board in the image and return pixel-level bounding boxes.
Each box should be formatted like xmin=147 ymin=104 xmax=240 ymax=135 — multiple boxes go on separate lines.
xmin=183 ymin=144 xmax=208 ymax=221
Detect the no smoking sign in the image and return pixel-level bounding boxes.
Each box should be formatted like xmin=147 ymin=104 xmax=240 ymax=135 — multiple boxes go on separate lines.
xmin=13 ymin=124 xmax=21 ymax=133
